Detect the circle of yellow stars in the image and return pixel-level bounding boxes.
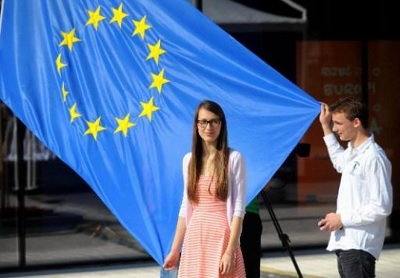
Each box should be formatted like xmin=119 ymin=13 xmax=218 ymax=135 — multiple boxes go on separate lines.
xmin=55 ymin=3 xmax=169 ymax=140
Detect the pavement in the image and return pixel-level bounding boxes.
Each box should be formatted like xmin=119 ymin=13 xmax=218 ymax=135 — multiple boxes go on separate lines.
xmin=2 ymin=243 xmax=400 ymax=277
xmin=1 ymin=191 xmax=399 ymax=278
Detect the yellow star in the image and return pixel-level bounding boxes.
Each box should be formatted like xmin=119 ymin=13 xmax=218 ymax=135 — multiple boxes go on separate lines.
xmin=149 ymin=69 xmax=169 ymax=94
xmin=110 ymin=3 xmax=128 ymax=28
xmin=84 ymin=117 xmax=106 ymax=140
xmin=86 ymin=6 xmax=106 ymax=30
xmin=69 ymin=103 xmax=82 ymax=123
xmin=62 ymin=82 xmax=69 ymax=102
xmin=114 ymin=113 xmax=135 ymax=137
xmin=146 ymin=40 xmax=166 ymax=64
xmin=139 ymin=97 xmax=159 ymax=121
xmin=56 ymin=53 xmax=67 ymax=76
xmin=59 ymin=28 xmax=81 ymax=51
xmin=132 ymin=16 xmax=151 ymax=39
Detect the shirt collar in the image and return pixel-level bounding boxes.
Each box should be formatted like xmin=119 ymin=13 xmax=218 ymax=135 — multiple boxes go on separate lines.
xmin=348 ymin=133 xmax=374 ymax=154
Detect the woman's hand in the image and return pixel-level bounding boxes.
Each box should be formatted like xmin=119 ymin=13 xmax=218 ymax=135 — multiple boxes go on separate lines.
xmin=163 ymin=250 xmax=180 ymax=270
xmin=219 ymin=251 xmax=235 ymax=275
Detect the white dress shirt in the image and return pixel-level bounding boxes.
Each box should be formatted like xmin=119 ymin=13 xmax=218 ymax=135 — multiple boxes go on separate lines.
xmin=323 ymin=133 xmax=393 ymax=259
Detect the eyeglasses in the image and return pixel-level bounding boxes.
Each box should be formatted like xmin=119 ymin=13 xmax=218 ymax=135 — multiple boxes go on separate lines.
xmin=197 ymin=119 xmax=221 ymax=128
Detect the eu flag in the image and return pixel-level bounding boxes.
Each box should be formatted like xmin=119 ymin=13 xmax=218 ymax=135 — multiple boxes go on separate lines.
xmin=0 ymin=0 xmax=319 ymax=264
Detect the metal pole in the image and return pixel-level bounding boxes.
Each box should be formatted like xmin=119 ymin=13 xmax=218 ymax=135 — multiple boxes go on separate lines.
xmin=16 ymin=117 xmax=26 ymax=267
xmin=0 ymin=105 xmax=4 ymax=211
xmin=260 ymin=191 xmax=303 ymax=278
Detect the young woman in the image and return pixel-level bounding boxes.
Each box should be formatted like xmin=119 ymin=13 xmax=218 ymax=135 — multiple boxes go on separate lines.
xmin=163 ymin=100 xmax=247 ymax=277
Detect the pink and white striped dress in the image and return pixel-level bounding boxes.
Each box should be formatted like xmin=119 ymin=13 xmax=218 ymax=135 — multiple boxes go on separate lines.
xmin=178 ymin=175 xmax=245 ymax=278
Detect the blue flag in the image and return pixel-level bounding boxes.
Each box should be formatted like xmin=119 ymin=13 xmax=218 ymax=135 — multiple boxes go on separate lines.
xmin=0 ymin=0 xmax=319 ymax=264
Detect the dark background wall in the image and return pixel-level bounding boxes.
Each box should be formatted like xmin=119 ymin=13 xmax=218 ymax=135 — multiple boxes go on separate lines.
xmin=232 ymin=0 xmax=400 ymax=40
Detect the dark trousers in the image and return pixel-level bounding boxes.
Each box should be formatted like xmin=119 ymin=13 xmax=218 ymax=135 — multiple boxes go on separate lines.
xmin=240 ymin=211 xmax=263 ymax=278
xmin=335 ymin=249 xmax=376 ymax=278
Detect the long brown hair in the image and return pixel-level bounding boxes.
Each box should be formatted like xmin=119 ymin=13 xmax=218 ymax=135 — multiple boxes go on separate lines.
xmin=187 ymin=100 xmax=229 ymax=203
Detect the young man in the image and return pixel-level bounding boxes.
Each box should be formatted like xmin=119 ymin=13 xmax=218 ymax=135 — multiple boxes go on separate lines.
xmin=318 ymin=97 xmax=393 ymax=277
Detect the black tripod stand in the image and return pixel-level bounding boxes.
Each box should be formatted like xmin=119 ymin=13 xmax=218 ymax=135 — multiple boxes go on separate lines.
xmin=260 ymin=190 xmax=303 ymax=278
xmin=259 ymin=143 xmax=311 ymax=277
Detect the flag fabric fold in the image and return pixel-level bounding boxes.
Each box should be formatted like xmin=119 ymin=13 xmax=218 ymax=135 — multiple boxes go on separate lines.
xmin=0 ymin=0 xmax=319 ymax=264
